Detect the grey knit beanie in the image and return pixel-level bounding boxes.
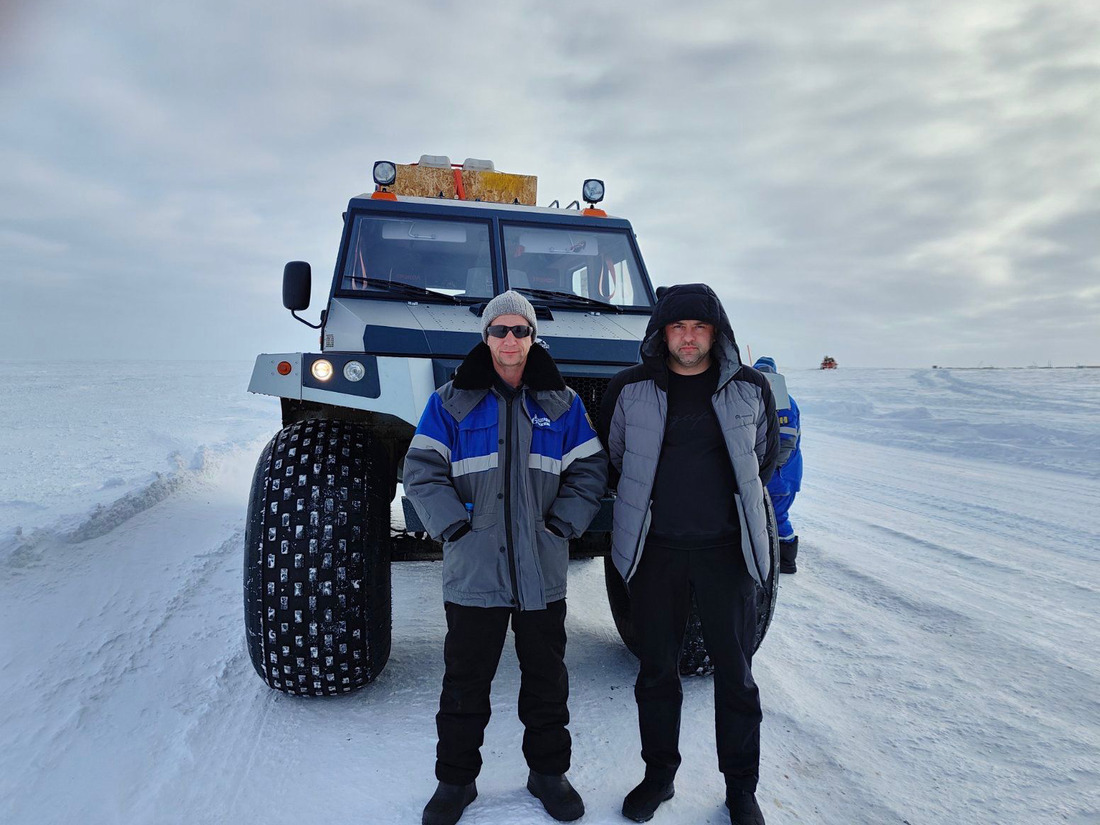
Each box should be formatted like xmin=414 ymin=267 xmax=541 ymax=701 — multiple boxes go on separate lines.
xmin=481 ymin=290 xmax=538 ymax=342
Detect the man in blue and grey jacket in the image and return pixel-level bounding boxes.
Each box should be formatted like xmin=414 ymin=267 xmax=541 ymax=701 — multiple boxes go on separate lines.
xmin=404 ymin=290 xmax=607 ymax=825
xmin=753 ymin=357 xmax=802 ymax=574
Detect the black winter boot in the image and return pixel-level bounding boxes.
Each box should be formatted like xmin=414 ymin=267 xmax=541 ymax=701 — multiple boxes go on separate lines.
xmin=726 ymin=789 xmax=766 ymax=824
xmin=622 ymin=777 xmax=675 ymax=822
xmin=422 ymin=780 xmax=477 ymax=825
xmin=779 ymin=537 xmax=798 ymax=574
xmin=527 ymin=771 xmax=585 ymax=821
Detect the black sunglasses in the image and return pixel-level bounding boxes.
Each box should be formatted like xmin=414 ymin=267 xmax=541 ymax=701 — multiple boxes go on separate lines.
xmin=486 ymin=324 xmax=533 ymax=339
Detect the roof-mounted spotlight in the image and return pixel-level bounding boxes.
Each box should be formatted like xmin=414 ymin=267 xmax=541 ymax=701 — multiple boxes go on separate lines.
xmin=582 ymin=178 xmax=605 ymax=205
xmin=581 ymin=178 xmax=607 ymax=216
xmin=373 ymin=160 xmax=397 ymax=187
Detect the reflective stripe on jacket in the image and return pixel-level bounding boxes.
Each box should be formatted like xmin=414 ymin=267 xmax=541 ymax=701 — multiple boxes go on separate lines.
xmin=769 ymin=393 xmax=802 ymax=496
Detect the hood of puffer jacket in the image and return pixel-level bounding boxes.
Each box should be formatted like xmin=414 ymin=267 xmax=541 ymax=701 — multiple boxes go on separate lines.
xmin=639 ymin=283 xmax=744 ymax=389
xmin=753 ymin=356 xmax=777 ymax=374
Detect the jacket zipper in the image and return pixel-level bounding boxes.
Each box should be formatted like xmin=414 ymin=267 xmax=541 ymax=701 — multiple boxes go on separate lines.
xmin=625 ymin=381 xmax=664 ymax=582
xmin=503 ymin=394 xmax=521 ymax=607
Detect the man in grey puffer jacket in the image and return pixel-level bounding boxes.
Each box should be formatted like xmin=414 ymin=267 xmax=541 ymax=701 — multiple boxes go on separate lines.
xmin=598 ymin=284 xmax=779 ymax=825
xmin=404 ymin=291 xmax=607 ymax=825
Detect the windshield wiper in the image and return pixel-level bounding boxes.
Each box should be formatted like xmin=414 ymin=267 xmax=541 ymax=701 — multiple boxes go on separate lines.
xmin=356 ymin=277 xmax=457 ymax=303
xmin=513 ymin=287 xmax=622 ymax=313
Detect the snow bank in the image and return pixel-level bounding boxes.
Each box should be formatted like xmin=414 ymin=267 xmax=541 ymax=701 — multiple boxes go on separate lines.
xmin=0 ymin=360 xmax=277 ymax=553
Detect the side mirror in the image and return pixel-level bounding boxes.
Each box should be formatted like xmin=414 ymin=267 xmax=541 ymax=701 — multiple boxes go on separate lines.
xmin=283 ymin=261 xmax=312 ymax=311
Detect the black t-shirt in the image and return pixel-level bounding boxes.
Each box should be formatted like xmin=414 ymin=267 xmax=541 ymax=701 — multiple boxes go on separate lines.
xmin=647 ymin=361 xmax=740 ymax=550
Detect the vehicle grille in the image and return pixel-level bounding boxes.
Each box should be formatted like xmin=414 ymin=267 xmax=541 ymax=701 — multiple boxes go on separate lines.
xmin=563 ymin=376 xmax=610 ymax=427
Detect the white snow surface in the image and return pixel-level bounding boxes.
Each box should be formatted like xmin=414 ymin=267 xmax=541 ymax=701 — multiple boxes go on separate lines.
xmin=2 ymin=362 xmax=1098 ymax=824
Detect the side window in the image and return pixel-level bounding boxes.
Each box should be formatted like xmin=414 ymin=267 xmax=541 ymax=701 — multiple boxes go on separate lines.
xmin=569 ymin=241 xmax=638 ymax=307
xmin=571 ymin=266 xmax=590 ymax=298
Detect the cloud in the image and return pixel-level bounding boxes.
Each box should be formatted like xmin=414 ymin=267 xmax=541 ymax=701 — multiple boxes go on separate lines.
xmin=1 ymin=0 xmax=1097 ymax=367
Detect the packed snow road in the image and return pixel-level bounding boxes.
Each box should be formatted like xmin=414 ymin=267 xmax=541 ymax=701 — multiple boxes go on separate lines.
xmin=1 ymin=364 xmax=1097 ymax=824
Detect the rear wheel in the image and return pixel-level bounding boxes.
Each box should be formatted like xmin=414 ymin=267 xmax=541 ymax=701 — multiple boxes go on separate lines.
xmin=603 ymin=558 xmax=714 ymax=675
xmin=603 ymin=492 xmax=780 ymax=675
xmin=244 ymin=419 xmax=393 ymax=695
xmin=604 ymin=553 xmax=636 ymax=655
xmin=753 ymin=490 xmax=781 ymax=651
xmin=679 ymin=596 xmax=713 ymax=675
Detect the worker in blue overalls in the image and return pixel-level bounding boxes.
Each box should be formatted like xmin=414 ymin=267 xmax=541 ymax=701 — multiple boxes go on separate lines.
xmin=753 ymin=357 xmax=802 ymax=574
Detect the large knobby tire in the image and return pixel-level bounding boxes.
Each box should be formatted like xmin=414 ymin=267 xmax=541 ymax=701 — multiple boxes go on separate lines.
xmin=244 ymin=419 xmax=392 ymax=696
xmin=603 ymin=491 xmax=781 ymax=675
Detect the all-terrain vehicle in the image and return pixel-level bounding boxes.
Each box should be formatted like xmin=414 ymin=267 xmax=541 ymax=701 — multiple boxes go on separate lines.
xmin=244 ymin=155 xmax=779 ymax=695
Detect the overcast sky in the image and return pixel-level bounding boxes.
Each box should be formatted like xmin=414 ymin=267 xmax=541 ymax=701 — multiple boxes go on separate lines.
xmin=2 ymin=0 xmax=1098 ymax=368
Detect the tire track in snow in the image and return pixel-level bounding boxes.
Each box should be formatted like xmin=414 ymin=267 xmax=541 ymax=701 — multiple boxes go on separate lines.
xmin=912 ymin=369 xmax=1074 ymax=410
xmin=789 ymin=539 xmax=1098 ymax=823
xmin=806 ymin=449 xmax=1090 ymax=557
xmin=37 ymin=534 xmax=238 ymax=724
xmin=134 ymin=560 xmax=450 ymax=824
xmin=800 ymin=469 xmax=1099 ymax=644
xmin=774 ymin=431 xmax=1100 ymax=823
xmin=124 ymin=645 xmax=283 ymax=824
xmin=0 ymin=451 xmax=253 ymax=824
xmin=761 ymin=705 xmax=917 ymax=825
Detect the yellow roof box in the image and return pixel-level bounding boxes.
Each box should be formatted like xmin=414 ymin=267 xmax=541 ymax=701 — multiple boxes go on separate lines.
xmin=391 ymin=156 xmax=537 ymax=205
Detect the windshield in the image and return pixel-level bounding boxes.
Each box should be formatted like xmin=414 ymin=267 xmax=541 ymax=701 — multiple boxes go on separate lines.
xmin=339 ymin=215 xmax=495 ymax=299
xmin=502 ymin=224 xmax=652 ymax=309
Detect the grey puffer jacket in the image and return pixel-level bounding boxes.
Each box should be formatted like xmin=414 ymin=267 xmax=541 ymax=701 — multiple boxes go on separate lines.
xmin=598 ymin=284 xmax=779 ymax=586
xmin=403 ymin=343 xmax=607 ymax=610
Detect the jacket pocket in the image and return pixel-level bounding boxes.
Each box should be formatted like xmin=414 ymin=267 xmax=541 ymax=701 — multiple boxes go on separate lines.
xmin=535 ymin=518 xmax=569 ymax=596
xmin=442 ymin=522 xmax=507 ymax=597
xmin=451 ymin=423 xmax=501 ymax=522
xmin=453 ymin=419 xmax=499 ymax=483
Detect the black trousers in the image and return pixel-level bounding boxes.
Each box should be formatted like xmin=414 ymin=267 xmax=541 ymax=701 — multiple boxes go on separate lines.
xmin=630 ymin=542 xmax=761 ymax=792
xmin=435 ymin=600 xmax=571 ymax=785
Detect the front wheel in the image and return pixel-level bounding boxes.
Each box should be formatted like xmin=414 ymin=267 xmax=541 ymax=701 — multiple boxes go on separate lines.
xmin=244 ymin=419 xmax=393 ymax=695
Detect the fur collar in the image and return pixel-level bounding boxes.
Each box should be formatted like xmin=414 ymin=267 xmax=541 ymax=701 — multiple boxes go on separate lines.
xmin=453 ymin=342 xmax=567 ymax=392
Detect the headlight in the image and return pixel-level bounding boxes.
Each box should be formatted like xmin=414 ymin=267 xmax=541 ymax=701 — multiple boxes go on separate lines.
xmin=373 ymin=160 xmax=397 ymax=187
xmin=343 ymin=361 xmax=366 ymax=382
xmin=582 ymin=178 xmax=605 ymax=205
xmin=310 ymin=359 xmax=334 ymax=381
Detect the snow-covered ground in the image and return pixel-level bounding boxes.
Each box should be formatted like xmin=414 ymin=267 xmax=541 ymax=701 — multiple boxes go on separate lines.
xmin=2 ymin=362 xmax=1097 ymax=824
